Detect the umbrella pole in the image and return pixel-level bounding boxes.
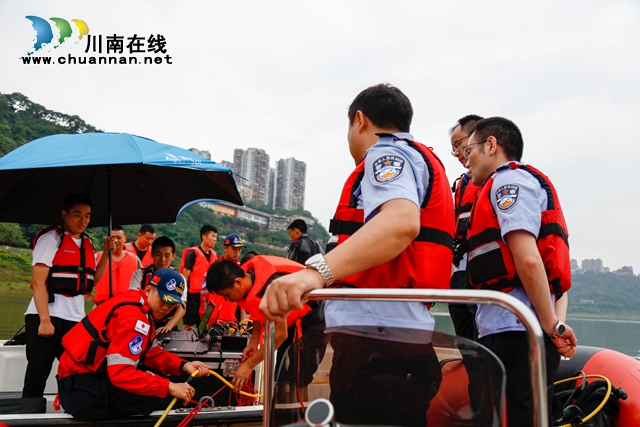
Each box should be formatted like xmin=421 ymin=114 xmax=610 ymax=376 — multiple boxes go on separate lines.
xmin=107 ymin=167 xmax=113 ymax=299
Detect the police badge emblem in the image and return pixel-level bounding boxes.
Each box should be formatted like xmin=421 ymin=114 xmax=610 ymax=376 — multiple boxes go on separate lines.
xmin=373 ymin=155 xmax=406 ymax=184
xmin=496 ymin=184 xmax=520 ymax=211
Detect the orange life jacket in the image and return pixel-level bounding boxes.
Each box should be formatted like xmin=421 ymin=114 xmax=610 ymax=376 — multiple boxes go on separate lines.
xmin=452 ymin=173 xmax=481 ymax=267
xmin=33 ymin=226 xmax=96 ymax=302
xmin=93 ymin=251 xmax=139 ymax=303
xmin=179 ymin=246 xmax=216 ymax=295
xmin=466 ymin=162 xmax=571 ymax=298
xmin=124 ymin=242 xmax=153 ymax=267
xmin=328 ymin=136 xmax=455 ymax=290
xmin=238 ymin=255 xmax=309 ymax=327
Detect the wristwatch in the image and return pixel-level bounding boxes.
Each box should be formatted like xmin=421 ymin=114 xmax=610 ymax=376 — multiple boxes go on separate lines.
xmin=304 ymin=253 xmax=334 ymax=287
xmin=547 ymin=320 xmax=566 ymax=340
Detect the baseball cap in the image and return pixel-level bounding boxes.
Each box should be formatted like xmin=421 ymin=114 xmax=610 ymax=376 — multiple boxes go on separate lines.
xmin=223 ymin=233 xmax=246 ymax=247
xmin=149 ymin=268 xmax=186 ymax=306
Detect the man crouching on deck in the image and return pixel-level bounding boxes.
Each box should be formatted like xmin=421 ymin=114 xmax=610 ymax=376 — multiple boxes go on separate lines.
xmin=56 ymin=268 xmax=211 ymax=421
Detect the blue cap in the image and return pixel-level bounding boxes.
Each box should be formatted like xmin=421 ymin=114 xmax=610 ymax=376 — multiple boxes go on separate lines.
xmin=149 ymin=268 xmax=185 ymax=306
xmin=223 ymin=233 xmax=245 ymax=247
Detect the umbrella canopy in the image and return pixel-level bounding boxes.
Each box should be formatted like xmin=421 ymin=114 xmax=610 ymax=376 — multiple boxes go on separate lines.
xmin=0 ymin=132 xmax=243 ymax=227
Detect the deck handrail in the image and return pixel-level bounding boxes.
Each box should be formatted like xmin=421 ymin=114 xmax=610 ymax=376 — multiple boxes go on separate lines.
xmin=263 ymin=288 xmax=549 ymax=427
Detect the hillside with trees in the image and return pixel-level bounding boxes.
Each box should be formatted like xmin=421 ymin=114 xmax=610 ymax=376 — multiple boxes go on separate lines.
xmin=566 ymin=271 xmax=640 ymax=319
xmin=0 ymin=92 xmax=101 ymax=156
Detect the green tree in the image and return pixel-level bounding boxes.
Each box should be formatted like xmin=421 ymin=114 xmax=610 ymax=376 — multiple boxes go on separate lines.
xmin=0 ymin=223 xmax=29 ymax=247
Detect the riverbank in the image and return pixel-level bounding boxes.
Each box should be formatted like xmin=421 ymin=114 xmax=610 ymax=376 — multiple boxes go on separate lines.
xmin=0 ymin=249 xmax=31 ymax=292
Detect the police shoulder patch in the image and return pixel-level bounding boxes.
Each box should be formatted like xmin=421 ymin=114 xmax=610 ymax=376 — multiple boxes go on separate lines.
xmin=128 ymin=335 xmax=144 ymax=355
xmin=496 ymin=184 xmax=520 ymax=211
xmin=372 ymin=155 xmax=406 ymax=184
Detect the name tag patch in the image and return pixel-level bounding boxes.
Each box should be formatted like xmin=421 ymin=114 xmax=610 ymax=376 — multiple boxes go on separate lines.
xmin=128 ymin=335 xmax=144 ymax=355
xmin=496 ymin=184 xmax=520 ymax=211
xmin=135 ymin=319 xmax=150 ymax=336
xmin=373 ymin=155 xmax=405 ymax=184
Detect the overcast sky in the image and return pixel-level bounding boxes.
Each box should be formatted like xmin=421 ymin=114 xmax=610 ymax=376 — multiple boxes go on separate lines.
xmin=1 ymin=1 xmax=639 ymax=274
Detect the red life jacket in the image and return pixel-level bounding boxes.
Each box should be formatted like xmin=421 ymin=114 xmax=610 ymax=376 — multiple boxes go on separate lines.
xmin=124 ymin=242 xmax=153 ymax=267
xmin=93 ymin=251 xmax=139 ymax=303
xmin=466 ymin=162 xmax=571 ymax=298
xmin=179 ymin=246 xmax=216 ymax=295
xmin=60 ymin=291 xmax=146 ymax=374
xmin=238 ymin=255 xmax=309 ymax=327
xmin=328 ymin=136 xmax=455 ymax=290
xmin=452 ymin=173 xmax=481 ymax=267
xmin=33 ymin=226 xmax=96 ymax=302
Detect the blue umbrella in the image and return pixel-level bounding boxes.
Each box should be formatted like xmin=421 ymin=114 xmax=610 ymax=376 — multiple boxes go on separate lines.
xmin=0 ymin=132 xmax=243 ymax=227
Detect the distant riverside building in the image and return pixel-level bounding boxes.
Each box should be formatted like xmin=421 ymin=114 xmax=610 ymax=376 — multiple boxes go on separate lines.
xmin=219 ymin=160 xmax=233 ymax=170
xmin=582 ymin=258 xmax=605 ymax=273
xmin=614 ymin=266 xmax=634 ymax=276
xmin=189 ymin=148 xmax=211 ymax=160
xmin=233 ymin=148 xmax=270 ymax=206
xmin=275 ymin=157 xmax=306 ymax=211
xmin=269 ymin=167 xmax=277 ymax=209
xmin=570 ymin=259 xmax=580 ymax=271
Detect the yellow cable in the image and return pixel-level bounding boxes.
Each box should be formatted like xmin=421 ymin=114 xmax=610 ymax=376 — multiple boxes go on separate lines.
xmin=208 ymin=369 xmax=263 ymax=398
xmin=155 ymin=367 xmax=264 ymax=427
xmin=553 ymin=374 xmax=612 ymax=427
xmin=154 ymin=369 xmax=200 ymax=427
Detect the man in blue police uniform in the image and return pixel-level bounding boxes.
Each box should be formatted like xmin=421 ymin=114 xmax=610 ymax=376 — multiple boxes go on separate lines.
xmin=259 ymin=83 xmax=454 ymax=426
xmin=464 ymin=117 xmax=577 ymax=427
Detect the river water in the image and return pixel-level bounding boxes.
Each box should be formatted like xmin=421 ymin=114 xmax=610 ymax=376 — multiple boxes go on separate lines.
xmin=2 ymin=293 xmax=639 ymax=358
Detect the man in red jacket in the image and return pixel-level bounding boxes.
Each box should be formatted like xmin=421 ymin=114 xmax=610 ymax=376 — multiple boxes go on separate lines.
xmin=206 ymin=256 xmax=325 ymax=399
xmin=57 ymin=268 xmax=211 ymax=421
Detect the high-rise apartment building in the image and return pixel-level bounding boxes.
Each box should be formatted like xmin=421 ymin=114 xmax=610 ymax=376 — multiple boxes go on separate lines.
xmin=275 ymin=157 xmax=306 ymax=211
xmin=232 ymin=148 xmax=271 ymax=206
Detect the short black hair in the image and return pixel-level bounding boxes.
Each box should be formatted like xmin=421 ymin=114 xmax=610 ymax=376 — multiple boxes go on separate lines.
xmin=287 ymin=219 xmax=307 ymax=233
xmin=139 ymin=224 xmax=155 ymax=234
xmin=469 ymin=117 xmax=523 ymax=161
xmin=347 ymin=83 xmax=413 ymax=133
xmin=240 ymin=251 xmax=259 ymax=265
xmin=112 ymin=225 xmax=125 ymax=232
xmin=200 ymin=224 xmax=218 ymax=239
xmin=151 ymin=236 xmax=175 ymax=254
xmin=449 ymin=114 xmax=484 ymax=136
xmin=62 ymin=193 xmax=92 ymax=212
xmin=206 ymin=260 xmax=244 ymax=293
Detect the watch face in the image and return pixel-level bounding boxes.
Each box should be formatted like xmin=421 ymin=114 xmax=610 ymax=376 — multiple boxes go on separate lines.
xmin=557 ymin=324 xmax=566 ymax=337
xmin=305 ymin=253 xmax=322 ymax=266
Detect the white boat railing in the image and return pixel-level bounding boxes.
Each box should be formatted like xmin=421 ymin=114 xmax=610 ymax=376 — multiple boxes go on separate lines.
xmin=263 ymin=288 xmax=549 ymax=427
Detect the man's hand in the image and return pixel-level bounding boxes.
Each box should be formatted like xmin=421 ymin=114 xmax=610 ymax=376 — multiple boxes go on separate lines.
xmin=105 ymin=236 xmax=116 ymax=252
xmin=551 ymin=323 xmax=578 ymax=358
xmin=242 ymin=343 xmax=258 ymax=360
xmin=183 ymin=361 xmax=212 ymax=378
xmin=259 ymin=269 xmax=324 ymax=321
xmin=168 ymin=382 xmax=195 ymax=406
xmin=232 ymin=363 xmax=254 ymax=391
xmin=38 ymin=318 xmax=54 ymax=337
xmin=156 ymin=325 xmax=172 ymax=335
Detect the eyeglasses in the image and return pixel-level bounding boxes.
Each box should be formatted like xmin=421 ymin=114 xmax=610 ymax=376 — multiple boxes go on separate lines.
xmin=462 ymin=140 xmax=487 ymax=159
xmin=450 ymin=135 xmax=469 ymax=156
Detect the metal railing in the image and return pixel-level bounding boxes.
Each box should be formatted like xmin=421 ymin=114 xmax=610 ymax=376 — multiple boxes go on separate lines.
xmin=263 ymin=288 xmax=550 ymax=427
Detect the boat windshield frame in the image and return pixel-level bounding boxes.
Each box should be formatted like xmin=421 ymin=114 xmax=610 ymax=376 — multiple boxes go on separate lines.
xmin=262 ymin=288 xmax=550 ymax=427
